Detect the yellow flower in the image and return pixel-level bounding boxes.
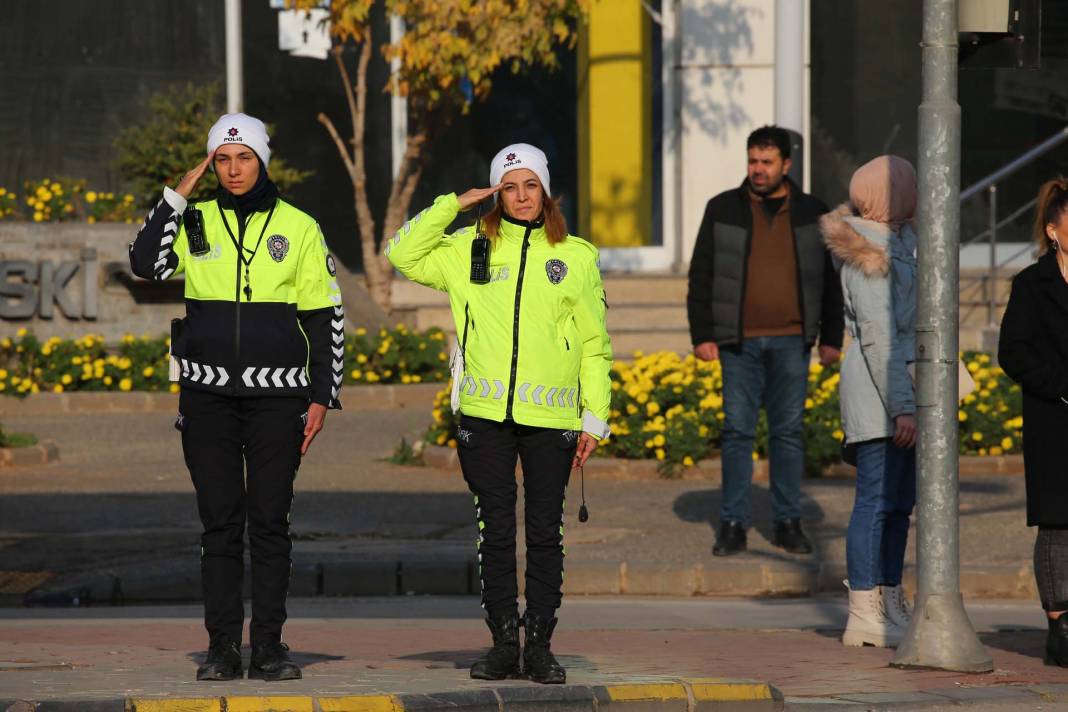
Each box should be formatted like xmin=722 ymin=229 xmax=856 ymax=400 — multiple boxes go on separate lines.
xmin=169 ymin=383 xmax=180 ymax=394
xmin=412 ymin=375 xmax=422 ymax=383
xmin=752 ymin=451 xmax=759 ymax=461
xmin=804 ymin=398 xmax=814 ymax=409
xmin=355 ymin=327 xmax=367 ymax=336
xmin=401 ymin=375 xmax=412 ymax=384
xmin=103 ymin=376 xmax=113 ymax=386
xmin=682 ymin=456 xmax=695 ymax=467
xmin=833 ymin=429 xmax=844 ymax=441
xmin=87 ymin=216 xmax=96 ymax=224
xmin=15 ymin=328 xmax=26 ymax=337
xmin=85 ymin=191 xmax=97 ymax=203
xmin=971 ymin=432 xmax=983 ymax=442
xmin=119 ymin=377 xmax=132 ymax=391
xmin=0 ymin=369 xmax=6 ymax=379
xmin=356 ymin=354 xmax=367 ymax=364
xmin=989 ymin=446 xmax=1004 ymax=456
xmin=447 ymin=439 xmax=457 ymax=448
xmin=655 ymin=448 xmax=665 ymax=460
xmin=124 ymin=194 xmax=134 ymax=203
xmin=958 ymin=410 xmax=967 ymax=422
xmin=350 ymin=369 xmax=362 ymax=380
xmin=53 ymin=384 xmax=64 ymax=393
xmin=436 ymin=433 xmax=447 ymax=445
xmin=143 ymin=367 xmax=154 ymax=378
xmin=647 ymin=402 xmax=660 ymax=416
xmin=61 ymin=374 xmax=72 ymax=385
xmin=653 ymin=434 xmax=666 ymax=447
xmin=1001 ymin=437 xmax=1013 ymax=450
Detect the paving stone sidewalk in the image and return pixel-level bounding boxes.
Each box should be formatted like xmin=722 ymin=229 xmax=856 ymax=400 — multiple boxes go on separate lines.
xmin=0 ymin=405 xmax=1038 ymax=604
xmin=0 ymin=597 xmax=1065 ymax=711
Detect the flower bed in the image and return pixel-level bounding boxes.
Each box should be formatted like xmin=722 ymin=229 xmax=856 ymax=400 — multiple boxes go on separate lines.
xmin=424 ymin=350 xmax=1023 ymax=475
xmin=0 ymin=326 xmax=450 ymax=396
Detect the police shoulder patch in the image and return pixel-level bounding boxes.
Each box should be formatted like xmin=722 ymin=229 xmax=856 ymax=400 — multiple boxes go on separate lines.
xmin=326 ymin=254 xmax=337 ymax=276
xmin=545 ymin=258 xmax=568 ymax=285
xmin=267 ymin=235 xmax=289 ymax=262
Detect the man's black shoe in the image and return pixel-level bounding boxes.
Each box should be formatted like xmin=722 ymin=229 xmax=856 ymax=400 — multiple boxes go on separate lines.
xmin=196 ymin=638 xmax=242 ymax=681
xmin=522 ymin=612 xmax=566 ymax=684
xmin=470 ymin=612 xmax=521 ymax=680
xmin=772 ymin=518 xmax=813 ymax=554
xmin=712 ymin=521 xmax=747 ymax=556
xmin=248 ymin=641 xmax=302 ymax=681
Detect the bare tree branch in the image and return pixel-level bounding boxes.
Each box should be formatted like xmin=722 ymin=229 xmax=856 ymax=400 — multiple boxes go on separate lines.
xmin=316 ymin=112 xmax=357 ymax=181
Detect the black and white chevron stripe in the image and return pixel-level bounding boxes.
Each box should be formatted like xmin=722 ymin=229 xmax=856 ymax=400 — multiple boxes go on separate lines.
xmin=150 ymin=200 xmax=180 ymax=281
xmin=330 ymin=305 xmax=345 ymax=406
xmin=241 ymin=366 xmax=309 ymax=389
xmin=178 ymin=359 xmax=231 ymax=387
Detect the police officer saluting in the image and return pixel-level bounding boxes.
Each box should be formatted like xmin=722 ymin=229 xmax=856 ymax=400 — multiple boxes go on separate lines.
xmin=387 ymin=143 xmax=612 ymax=684
xmin=129 ymin=113 xmax=344 ymax=681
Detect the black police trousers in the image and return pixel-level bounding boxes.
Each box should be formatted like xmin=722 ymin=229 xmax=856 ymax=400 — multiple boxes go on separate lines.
xmin=178 ymin=388 xmax=306 ymax=648
xmin=456 ymin=414 xmax=577 ymax=619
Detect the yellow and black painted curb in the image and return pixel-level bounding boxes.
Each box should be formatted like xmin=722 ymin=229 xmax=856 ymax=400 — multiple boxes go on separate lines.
xmin=2 ymin=677 xmax=782 ymax=712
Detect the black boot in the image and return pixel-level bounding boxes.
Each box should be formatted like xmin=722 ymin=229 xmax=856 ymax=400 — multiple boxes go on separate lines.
xmin=1046 ymin=615 xmax=1068 ymax=666
xmin=523 ymin=612 xmax=565 ymax=684
xmin=470 ymin=612 xmax=521 ymax=680
xmin=248 ymin=641 xmax=302 ymax=681
xmin=196 ymin=637 xmax=242 ymax=681
xmin=713 ymin=521 xmax=747 ymax=556
xmin=772 ymin=518 xmax=813 ymax=554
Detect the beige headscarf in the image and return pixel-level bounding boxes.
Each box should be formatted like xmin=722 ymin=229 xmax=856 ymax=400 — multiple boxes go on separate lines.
xmin=848 ymin=155 xmax=917 ymax=228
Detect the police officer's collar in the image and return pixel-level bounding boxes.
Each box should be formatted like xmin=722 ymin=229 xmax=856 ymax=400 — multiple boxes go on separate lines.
xmin=500 ymin=211 xmax=545 ymax=230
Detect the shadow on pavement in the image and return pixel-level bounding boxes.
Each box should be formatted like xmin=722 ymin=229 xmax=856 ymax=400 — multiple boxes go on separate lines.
xmin=185 ymin=649 xmax=346 ymax=669
xmin=671 ymin=484 xmax=827 ymax=560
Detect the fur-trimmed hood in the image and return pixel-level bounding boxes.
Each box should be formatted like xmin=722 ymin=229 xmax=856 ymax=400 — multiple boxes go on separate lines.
xmin=819 ymin=203 xmax=890 ymax=277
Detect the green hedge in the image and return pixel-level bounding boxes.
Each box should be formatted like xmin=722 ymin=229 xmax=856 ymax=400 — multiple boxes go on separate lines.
xmin=0 ymin=326 xmax=450 ymax=396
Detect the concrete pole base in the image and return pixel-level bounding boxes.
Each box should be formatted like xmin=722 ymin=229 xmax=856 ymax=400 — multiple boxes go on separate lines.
xmin=890 ymin=592 xmax=993 ymax=672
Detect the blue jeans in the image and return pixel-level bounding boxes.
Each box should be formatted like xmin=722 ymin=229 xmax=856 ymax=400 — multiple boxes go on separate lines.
xmin=719 ymin=335 xmax=809 ymax=527
xmin=847 ymin=438 xmax=916 ymax=590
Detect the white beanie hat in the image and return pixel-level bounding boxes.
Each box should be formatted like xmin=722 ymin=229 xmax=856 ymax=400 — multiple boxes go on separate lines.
xmin=490 ymin=143 xmax=551 ymax=197
xmin=207 ymin=113 xmax=271 ymax=168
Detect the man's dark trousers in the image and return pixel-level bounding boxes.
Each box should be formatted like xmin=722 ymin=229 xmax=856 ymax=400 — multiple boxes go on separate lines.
xmin=178 ymin=389 xmax=307 ymax=648
xmin=456 ymin=415 xmax=576 ymax=619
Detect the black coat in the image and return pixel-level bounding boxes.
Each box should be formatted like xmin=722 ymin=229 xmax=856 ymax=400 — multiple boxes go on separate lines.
xmin=686 ymin=178 xmax=844 ymax=349
xmin=998 ymin=251 xmax=1068 ymax=527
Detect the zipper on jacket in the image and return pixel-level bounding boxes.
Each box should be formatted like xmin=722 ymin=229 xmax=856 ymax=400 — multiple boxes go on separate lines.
xmin=505 ymin=227 xmax=533 ymax=420
xmin=461 ymin=302 xmax=472 ymax=353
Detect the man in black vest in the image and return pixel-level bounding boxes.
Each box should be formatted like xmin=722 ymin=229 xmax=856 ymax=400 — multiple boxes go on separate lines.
xmin=687 ymin=125 xmax=843 ymax=556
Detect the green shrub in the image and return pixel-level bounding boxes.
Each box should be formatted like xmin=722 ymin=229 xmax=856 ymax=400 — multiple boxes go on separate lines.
xmin=112 ymin=81 xmax=312 ymax=209
xmin=0 ymin=326 xmax=449 ymax=396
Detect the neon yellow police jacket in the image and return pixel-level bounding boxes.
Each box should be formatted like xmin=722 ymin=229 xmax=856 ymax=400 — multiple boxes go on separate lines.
xmin=387 ymin=193 xmax=612 ymax=438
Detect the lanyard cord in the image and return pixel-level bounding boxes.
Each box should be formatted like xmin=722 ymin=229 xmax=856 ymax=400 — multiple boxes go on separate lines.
xmin=217 ymin=202 xmax=277 ymax=301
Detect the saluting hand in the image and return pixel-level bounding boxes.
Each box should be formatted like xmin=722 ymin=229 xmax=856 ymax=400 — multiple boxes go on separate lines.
xmin=573 ymin=433 xmax=598 ymax=469
xmin=175 ymin=151 xmax=216 ymax=199
xmin=301 ymin=402 xmax=328 ymax=456
xmin=457 ymin=185 xmax=502 ymax=210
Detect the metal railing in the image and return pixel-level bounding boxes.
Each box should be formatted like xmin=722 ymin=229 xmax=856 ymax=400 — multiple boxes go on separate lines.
xmin=960 ymin=126 xmax=1068 ymax=326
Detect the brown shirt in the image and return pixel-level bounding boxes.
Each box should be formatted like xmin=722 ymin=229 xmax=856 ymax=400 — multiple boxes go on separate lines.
xmin=742 ymin=191 xmax=804 ymax=338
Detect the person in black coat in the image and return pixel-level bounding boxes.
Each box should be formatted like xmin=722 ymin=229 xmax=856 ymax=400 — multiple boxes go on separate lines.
xmin=999 ymin=176 xmax=1068 ymax=667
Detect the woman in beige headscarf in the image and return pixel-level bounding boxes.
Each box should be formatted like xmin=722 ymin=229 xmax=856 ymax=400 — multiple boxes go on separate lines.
xmin=820 ymin=156 xmax=918 ymax=649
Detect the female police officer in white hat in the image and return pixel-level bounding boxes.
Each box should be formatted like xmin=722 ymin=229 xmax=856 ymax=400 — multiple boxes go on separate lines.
xmin=387 ymin=143 xmax=613 ymax=684
xmin=129 ymin=113 xmax=344 ymax=682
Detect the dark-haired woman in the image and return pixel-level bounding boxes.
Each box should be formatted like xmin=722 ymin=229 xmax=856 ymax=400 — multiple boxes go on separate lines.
xmin=386 ymin=143 xmax=612 ymax=683
xmin=999 ymin=177 xmax=1068 ymax=667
